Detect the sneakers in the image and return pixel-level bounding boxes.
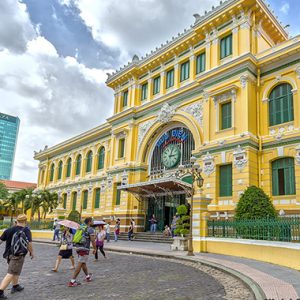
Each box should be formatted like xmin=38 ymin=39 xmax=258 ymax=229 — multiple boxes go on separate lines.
xmin=68 ymin=281 xmax=81 ymax=287
xmin=85 ymin=273 xmax=93 ymax=282
xmin=0 ymin=294 xmax=8 ymax=299
xmin=11 ymin=285 xmax=24 ymax=294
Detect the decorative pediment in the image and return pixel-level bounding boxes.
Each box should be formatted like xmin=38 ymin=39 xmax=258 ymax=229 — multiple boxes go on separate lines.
xmin=212 ymin=88 xmax=237 ymax=107
xmin=233 ymin=145 xmax=248 ymax=171
xmin=156 ymin=103 xmax=177 ymax=124
xmin=202 ymin=152 xmax=215 ymax=176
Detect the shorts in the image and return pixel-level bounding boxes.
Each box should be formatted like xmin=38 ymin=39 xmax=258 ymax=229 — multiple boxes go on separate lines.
xmin=77 ymin=251 xmax=89 ymax=264
xmin=59 ymin=249 xmax=73 ymax=259
xmin=7 ymin=255 xmax=25 ymax=276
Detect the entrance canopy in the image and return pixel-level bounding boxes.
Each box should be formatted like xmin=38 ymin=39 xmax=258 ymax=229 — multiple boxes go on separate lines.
xmin=118 ymin=178 xmax=192 ymax=199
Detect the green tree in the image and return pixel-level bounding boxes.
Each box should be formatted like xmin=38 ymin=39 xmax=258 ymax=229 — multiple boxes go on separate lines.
xmin=0 ymin=182 xmax=8 ymax=200
xmin=235 ymin=186 xmax=277 ymax=220
xmin=174 ymin=204 xmax=190 ymax=236
xmin=2 ymin=193 xmax=21 ymax=225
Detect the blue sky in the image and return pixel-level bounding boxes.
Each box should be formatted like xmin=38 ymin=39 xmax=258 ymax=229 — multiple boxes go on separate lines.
xmin=0 ymin=0 xmax=299 ymax=182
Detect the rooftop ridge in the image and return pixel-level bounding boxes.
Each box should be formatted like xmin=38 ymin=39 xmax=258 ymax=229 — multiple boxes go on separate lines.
xmin=106 ymin=0 xmax=288 ymax=85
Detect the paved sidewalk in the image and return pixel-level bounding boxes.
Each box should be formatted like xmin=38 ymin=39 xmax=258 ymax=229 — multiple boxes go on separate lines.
xmin=35 ymin=239 xmax=300 ymax=300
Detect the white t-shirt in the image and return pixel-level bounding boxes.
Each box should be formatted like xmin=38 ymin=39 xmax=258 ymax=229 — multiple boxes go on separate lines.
xmin=105 ymin=224 xmax=110 ymax=234
xmin=131 ymin=221 xmax=135 ymax=228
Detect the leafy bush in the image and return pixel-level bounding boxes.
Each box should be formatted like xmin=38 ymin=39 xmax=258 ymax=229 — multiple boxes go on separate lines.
xmin=235 ymin=186 xmax=277 ymax=221
xmin=0 ymin=224 xmax=9 ymax=230
xmin=174 ymin=204 xmax=190 ymax=236
xmin=68 ymin=210 xmax=81 ymax=223
xmin=58 ymin=216 xmax=65 ymax=220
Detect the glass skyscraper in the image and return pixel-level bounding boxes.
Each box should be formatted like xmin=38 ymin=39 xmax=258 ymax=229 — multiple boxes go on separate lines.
xmin=0 ymin=112 xmax=20 ymax=180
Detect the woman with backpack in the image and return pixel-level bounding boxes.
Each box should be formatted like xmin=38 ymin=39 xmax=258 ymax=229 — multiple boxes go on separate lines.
xmin=94 ymin=224 xmax=106 ymax=260
xmin=52 ymin=227 xmax=75 ymax=272
xmin=114 ymin=218 xmax=120 ymax=242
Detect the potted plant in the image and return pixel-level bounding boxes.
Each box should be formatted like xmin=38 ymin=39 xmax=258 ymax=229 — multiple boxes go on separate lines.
xmin=171 ymin=204 xmax=190 ymax=251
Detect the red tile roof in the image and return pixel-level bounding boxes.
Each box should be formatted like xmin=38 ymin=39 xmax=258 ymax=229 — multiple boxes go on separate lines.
xmin=1 ymin=180 xmax=37 ymax=190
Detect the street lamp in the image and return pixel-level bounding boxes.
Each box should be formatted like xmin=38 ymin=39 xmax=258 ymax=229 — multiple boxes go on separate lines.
xmin=176 ymin=156 xmax=204 ymax=256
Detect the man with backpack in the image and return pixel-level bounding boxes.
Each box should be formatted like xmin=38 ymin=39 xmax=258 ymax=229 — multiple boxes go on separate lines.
xmin=0 ymin=214 xmax=34 ymax=299
xmin=68 ymin=217 xmax=96 ymax=287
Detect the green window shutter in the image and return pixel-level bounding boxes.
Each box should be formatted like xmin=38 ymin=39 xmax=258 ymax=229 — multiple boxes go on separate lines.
xmin=221 ymin=102 xmax=232 ymax=130
xmin=58 ymin=161 xmax=62 ymax=180
xmin=116 ymin=183 xmax=121 ymax=205
xmin=86 ymin=151 xmax=93 ymax=173
xmin=141 ymin=83 xmax=148 ymax=101
xmin=72 ymin=192 xmax=77 ymax=211
xmin=66 ymin=158 xmax=71 ymax=177
xmin=123 ymin=91 xmax=128 ymax=107
xmin=50 ymin=164 xmax=54 ymax=182
xmin=272 ymin=158 xmax=295 ymax=196
xmin=94 ymin=188 xmax=100 ymax=209
xmin=166 ymin=69 xmax=174 ymax=89
xmin=219 ymin=164 xmax=232 ymax=197
xmin=76 ymin=155 xmax=82 ymax=175
xmin=196 ymin=52 xmax=206 ymax=74
xmin=269 ymin=83 xmax=294 ymax=126
xmin=98 ymin=147 xmax=105 ymax=169
xmin=180 ymin=61 xmax=190 ymax=82
xmin=220 ymin=34 xmax=232 ymax=59
xmin=63 ymin=194 xmax=67 ymax=209
xmin=119 ymin=138 xmax=125 ymax=158
xmin=153 ymin=76 xmax=160 ymax=95
xmin=83 ymin=190 xmax=88 ymax=210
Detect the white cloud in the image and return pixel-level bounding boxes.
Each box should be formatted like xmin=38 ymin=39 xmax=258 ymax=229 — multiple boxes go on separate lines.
xmin=280 ymin=2 xmax=290 ymax=15
xmin=0 ymin=0 xmax=114 ymax=183
xmin=70 ymin=0 xmax=219 ymax=61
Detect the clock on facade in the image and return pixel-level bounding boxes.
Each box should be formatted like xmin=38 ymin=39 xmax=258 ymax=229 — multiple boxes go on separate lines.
xmin=162 ymin=144 xmax=181 ymax=168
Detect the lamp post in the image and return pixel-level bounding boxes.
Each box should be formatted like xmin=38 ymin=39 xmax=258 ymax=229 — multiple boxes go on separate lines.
xmin=176 ymin=156 xmax=204 ymax=256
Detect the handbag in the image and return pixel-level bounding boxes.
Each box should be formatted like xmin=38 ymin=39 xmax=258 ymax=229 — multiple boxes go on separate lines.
xmin=60 ymin=244 xmax=68 ymax=251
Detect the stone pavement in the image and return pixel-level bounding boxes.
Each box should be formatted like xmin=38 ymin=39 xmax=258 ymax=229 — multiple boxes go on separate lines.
xmin=104 ymin=240 xmax=300 ymax=300
xmin=0 ymin=243 xmax=251 ymax=300
xmin=34 ymin=238 xmax=300 ymax=300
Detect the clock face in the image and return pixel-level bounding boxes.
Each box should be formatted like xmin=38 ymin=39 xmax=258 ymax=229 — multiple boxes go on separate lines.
xmin=162 ymin=144 xmax=181 ymax=168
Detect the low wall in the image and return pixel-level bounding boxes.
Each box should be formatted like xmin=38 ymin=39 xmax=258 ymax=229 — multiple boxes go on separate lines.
xmin=202 ymin=238 xmax=300 ymax=270
xmin=0 ymin=230 xmax=53 ymax=240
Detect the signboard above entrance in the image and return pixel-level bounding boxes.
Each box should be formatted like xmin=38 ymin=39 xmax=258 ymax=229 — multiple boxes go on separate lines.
xmin=156 ymin=128 xmax=188 ymax=148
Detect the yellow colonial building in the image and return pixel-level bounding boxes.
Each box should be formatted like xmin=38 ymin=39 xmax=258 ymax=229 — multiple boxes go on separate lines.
xmin=35 ymin=0 xmax=300 ymax=239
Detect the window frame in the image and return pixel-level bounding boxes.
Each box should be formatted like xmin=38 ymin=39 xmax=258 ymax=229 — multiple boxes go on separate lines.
xmin=141 ymin=83 xmax=148 ymax=101
xmin=166 ymin=68 xmax=174 ymax=89
xmin=122 ymin=90 xmax=128 ymax=107
xmin=118 ymin=138 xmax=125 ymax=158
xmin=220 ymin=101 xmax=232 ymax=130
xmin=50 ymin=164 xmax=55 ymax=182
xmin=272 ymin=157 xmax=296 ymax=196
xmin=220 ymin=34 xmax=233 ymax=60
xmin=66 ymin=158 xmax=72 ymax=178
xmin=82 ymin=190 xmax=88 ymax=210
xmin=57 ymin=161 xmax=63 ymax=180
xmin=75 ymin=155 xmax=82 ymax=176
xmin=153 ymin=76 xmax=161 ymax=95
xmin=219 ymin=164 xmax=232 ymax=197
xmin=97 ymin=147 xmax=105 ymax=170
xmin=196 ymin=52 xmax=206 ymax=74
xmin=115 ymin=183 xmax=121 ymax=205
xmin=269 ymin=83 xmax=294 ymax=126
xmin=86 ymin=151 xmax=93 ymax=173
xmin=94 ymin=188 xmax=101 ymax=209
xmin=180 ymin=60 xmax=190 ymax=82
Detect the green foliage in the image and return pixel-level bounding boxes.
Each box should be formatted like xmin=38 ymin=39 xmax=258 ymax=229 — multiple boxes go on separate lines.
xmin=0 ymin=224 xmax=9 ymax=230
xmin=58 ymin=216 xmax=65 ymax=220
xmin=0 ymin=182 xmax=8 ymax=200
xmin=174 ymin=205 xmax=190 ymax=236
xmin=235 ymin=186 xmax=277 ymax=220
xmin=68 ymin=210 xmax=81 ymax=223
xmin=176 ymin=204 xmax=188 ymax=216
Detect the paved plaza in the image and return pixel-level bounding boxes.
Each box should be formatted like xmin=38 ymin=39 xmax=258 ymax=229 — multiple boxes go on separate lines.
xmin=0 ymin=243 xmax=242 ymax=300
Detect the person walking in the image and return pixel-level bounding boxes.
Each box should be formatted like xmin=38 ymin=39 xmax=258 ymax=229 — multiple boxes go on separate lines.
xmin=0 ymin=214 xmax=34 ymax=300
xmin=94 ymin=225 xmax=106 ymax=260
xmin=149 ymin=214 xmax=157 ymax=233
xmin=52 ymin=227 xmax=75 ymax=272
xmin=128 ymin=220 xmax=134 ymax=241
xmin=105 ymin=221 xmax=110 ymax=243
xmin=114 ymin=218 xmax=120 ymax=242
xmin=68 ymin=217 xmax=96 ymax=287
xmin=52 ymin=218 xmax=61 ymax=241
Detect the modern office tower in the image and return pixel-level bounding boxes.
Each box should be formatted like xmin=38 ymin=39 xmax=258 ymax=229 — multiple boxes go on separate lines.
xmin=0 ymin=112 xmax=20 ymax=180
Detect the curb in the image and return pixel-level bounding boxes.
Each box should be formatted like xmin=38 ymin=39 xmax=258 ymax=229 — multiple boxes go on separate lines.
xmin=33 ymin=240 xmax=265 ymax=300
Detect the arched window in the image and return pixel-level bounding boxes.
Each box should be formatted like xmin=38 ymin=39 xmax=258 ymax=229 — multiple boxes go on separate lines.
xmin=86 ymin=151 xmax=93 ymax=173
xmin=72 ymin=192 xmax=77 ymax=211
xmin=58 ymin=161 xmax=63 ymax=180
xmin=83 ymin=190 xmax=88 ymax=210
xmin=75 ymin=155 xmax=82 ymax=176
xmin=94 ymin=188 xmax=101 ymax=209
xmin=269 ymin=83 xmax=294 ymax=126
xmin=98 ymin=147 xmax=105 ymax=170
xmin=50 ymin=163 xmax=55 ymax=182
xmin=66 ymin=157 xmax=72 ymax=178
xmin=272 ymin=157 xmax=295 ymax=196
xmin=62 ymin=194 xmax=67 ymax=209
